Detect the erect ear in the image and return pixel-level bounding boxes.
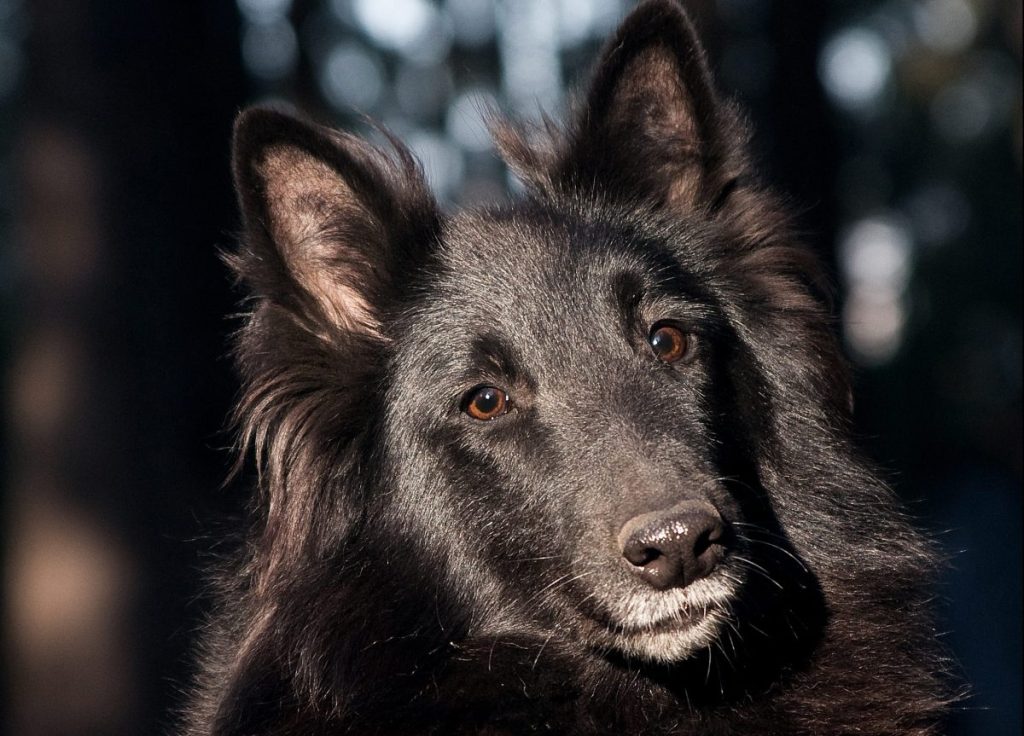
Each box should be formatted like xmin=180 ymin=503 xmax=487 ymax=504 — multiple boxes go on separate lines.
xmin=230 ymin=107 xmax=439 ymax=337
xmin=497 ymin=0 xmax=749 ymax=214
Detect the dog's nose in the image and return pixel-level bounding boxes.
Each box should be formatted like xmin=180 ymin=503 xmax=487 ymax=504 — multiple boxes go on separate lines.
xmin=619 ymin=503 xmax=728 ymax=590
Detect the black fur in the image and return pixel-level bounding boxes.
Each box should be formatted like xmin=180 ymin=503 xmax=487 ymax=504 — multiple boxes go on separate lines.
xmin=186 ymin=2 xmax=949 ymax=733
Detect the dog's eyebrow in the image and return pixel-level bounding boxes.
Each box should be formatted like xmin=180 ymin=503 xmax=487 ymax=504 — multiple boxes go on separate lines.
xmin=469 ymin=332 xmax=526 ymax=384
xmin=610 ymin=270 xmax=646 ymax=337
xmin=610 ymin=259 xmax=702 ymax=311
xmin=609 ymin=260 xmax=724 ymax=339
xmin=611 ymin=271 xmax=645 ymax=311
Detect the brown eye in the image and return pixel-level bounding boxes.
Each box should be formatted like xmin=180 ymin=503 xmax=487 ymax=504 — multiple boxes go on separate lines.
xmin=648 ymin=323 xmax=694 ymax=364
xmin=464 ymin=386 xmax=510 ymax=421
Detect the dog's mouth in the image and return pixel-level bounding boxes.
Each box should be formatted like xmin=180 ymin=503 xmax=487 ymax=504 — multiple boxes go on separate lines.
xmin=602 ymin=607 xmax=727 ymax=664
xmin=577 ymin=573 xmax=739 ymax=663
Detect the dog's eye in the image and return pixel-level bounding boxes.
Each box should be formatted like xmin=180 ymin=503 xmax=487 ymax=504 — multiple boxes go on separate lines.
xmin=648 ymin=323 xmax=695 ymax=364
xmin=463 ymin=386 xmax=510 ymax=421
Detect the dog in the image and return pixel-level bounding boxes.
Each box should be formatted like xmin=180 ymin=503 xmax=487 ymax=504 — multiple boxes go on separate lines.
xmin=186 ymin=1 xmax=949 ymax=733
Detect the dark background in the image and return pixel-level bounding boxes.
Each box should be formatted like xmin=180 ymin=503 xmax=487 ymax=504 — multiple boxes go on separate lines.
xmin=1 ymin=1 xmax=1020 ymax=734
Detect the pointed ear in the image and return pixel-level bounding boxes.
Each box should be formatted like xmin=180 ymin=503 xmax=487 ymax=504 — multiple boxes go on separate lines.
xmin=497 ymin=0 xmax=748 ymax=213
xmin=230 ymin=107 xmax=439 ymax=337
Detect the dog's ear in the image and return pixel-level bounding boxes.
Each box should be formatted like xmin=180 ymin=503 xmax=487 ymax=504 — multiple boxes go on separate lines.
xmin=497 ymin=0 xmax=748 ymax=214
xmin=230 ymin=107 xmax=439 ymax=338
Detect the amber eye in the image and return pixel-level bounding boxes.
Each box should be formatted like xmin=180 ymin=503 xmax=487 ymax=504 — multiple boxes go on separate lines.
xmin=648 ymin=323 xmax=694 ymax=364
xmin=464 ymin=386 xmax=510 ymax=421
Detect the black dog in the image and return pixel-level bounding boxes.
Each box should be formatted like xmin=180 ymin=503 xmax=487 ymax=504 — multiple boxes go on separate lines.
xmin=186 ymin=1 xmax=948 ymax=733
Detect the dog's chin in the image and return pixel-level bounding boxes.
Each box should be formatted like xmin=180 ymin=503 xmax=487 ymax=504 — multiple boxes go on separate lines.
xmin=585 ymin=575 xmax=738 ymax=664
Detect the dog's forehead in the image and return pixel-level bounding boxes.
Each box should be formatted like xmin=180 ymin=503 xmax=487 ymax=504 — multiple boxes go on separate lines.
xmin=432 ymin=209 xmax=644 ymax=319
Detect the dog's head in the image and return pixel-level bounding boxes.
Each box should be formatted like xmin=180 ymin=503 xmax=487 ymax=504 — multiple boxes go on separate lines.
xmin=229 ymin=0 xmax=846 ymax=670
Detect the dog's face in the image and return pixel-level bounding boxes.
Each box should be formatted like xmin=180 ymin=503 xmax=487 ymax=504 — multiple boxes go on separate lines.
xmin=230 ymin=0 xmax=836 ymax=670
xmin=385 ymin=210 xmax=750 ymax=662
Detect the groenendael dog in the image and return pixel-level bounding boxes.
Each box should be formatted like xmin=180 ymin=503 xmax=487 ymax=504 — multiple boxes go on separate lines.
xmin=186 ymin=1 xmax=948 ymax=733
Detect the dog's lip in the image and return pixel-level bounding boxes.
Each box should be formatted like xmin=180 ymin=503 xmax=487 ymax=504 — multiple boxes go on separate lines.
xmin=573 ymin=571 xmax=738 ymax=636
xmin=573 ymin=598 xmax=726 ymax=665
xmin=601 ymin=604 xmax=709 ymax=639
xmin=574 ymin=594 xmax=710 ymax=638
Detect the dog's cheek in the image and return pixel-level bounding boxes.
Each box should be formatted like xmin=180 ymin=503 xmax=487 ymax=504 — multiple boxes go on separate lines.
xmin=436 ymin=430 xmax=594 ymax=610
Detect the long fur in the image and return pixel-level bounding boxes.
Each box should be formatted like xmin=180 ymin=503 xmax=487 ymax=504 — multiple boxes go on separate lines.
xmin=184 ymin=2 xmax=951 ymax=734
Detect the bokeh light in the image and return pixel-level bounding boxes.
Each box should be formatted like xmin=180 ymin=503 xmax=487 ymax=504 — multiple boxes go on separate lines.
xmin=446 ymin=88 xmax=498 ymax=153
xmin=406 ymin=127 xmax=465 ymax=200
xmin=353 ymin=0 xmax=451 ymax=63
xmin=912 ymin=0 xmax=977 ymax=55
xmin=237 ymin=0 xmax=292 ymax=23
xmin=395 ymin=61 xmax=454 ymax=119
xmin=497 ymin=0 xmax=564 ymax=114
xmin=447 ymin=0 xmax=497 ymax=48
xmin=839 ymin=215 xmax=914 ymax=365
xmin=556 ymin=0 xmax=626 ymax=47
xmin=320 ymin=42 xmax=385 ymax=111
xmin=820 ymin=27 xmax=892 ymax=113
xmin=242 ymin=18 xmax=298 ymax=80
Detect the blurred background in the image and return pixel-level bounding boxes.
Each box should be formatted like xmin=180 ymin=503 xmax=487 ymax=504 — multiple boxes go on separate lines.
xmin=0 ymin=0 xmax=1019 ymax=734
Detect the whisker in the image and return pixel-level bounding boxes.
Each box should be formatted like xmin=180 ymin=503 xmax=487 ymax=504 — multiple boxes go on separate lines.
xmin=532 ymin=629 xmax=557 ymax=670
xmin=732 ymin=555 xmax=784 ymax=590
xmin=739 ymin=537 xmax=810 ymax=573
xmin=523 ymin=571 xmax=592 ymax=608
xmin=508 ymin=555 xmax=565 ymax=562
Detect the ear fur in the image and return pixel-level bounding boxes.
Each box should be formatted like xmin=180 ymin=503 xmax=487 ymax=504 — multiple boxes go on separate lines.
xmin=494 ymin=0 xmax=750 ymax=213
xmin=230 ymin=107 xmax=439 ymax=338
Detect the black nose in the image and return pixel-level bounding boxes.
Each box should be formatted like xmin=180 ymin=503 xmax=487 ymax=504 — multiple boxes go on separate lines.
xmin=619 ymin=503 xmax=729 ymax=590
